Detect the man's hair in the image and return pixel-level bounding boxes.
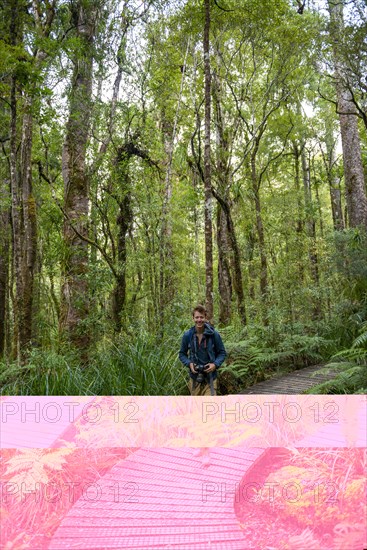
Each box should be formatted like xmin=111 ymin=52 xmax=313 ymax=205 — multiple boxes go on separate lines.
xmin=192 ymin=304 xmax=207 ymax=316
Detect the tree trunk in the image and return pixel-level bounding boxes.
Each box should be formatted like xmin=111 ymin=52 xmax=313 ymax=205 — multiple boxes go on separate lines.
xmin=301 ymin=146 xmax=319 ymax=287
xmin=327 ymin=0 xmax=367 ymax=228
xmin=212 ymin=189 xmax=247 ymax=325
xmin=144 ymin=216 xmax=159 ymax=328
xmin=60 ymin=1 xmax=98 ymax=353
xmin=313 ymin=171 xmax=324 ymax=240
xmin=328 ymin=168 xmax=344 ymax=231
xmin=301 ymin=145 xmax=321 ymax=319
xmin=7 ymin=0 xmax=55 ymax=361
xmin=337 ymin=92 xmax=367 ymax=228
xmin=217 ymin=205 xmax=232 ymax=325
xmin=254 ymin=190 xmax=268 ymax=301
xmin=192 ymin=167 xmax=202 ymax=297
xmin=9 ymin=6 xmax=22 ymax=359
xmin=324 ymin=122 xmax=344 ymax=230
xmin=18 ymin=97 xmax=37 ymax=355
xmin=203 ymin=0 xmax=213 ymax=322
xmin=0 ymin=178 xmax=10 ymax=357
xmin=159 ymin=114 xmax=175 ymax=326
xmin=112 ymin=193 xmax=131 ymax=332
xmin=225 ymin=204 xmax=247 ymax=325
xmin=111 ymin=149 xmax=133 ymax=332
xmin=292 ymin=141 xmax=304 ymax=235
xmin=247 ymin=228 xmax=256 ymax=302
xmin=292 ymin=141 xmax=305 ymax=284
xmin=212 ymin=69 xmax=232 ymax=325
xmin=251 ymin=151 xmax=268 ymax=310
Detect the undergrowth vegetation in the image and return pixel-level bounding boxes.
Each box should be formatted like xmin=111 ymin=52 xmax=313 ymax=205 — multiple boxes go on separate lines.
xmin=236 ymin=447 xmax=366 ymax=550
xmin=1 ymin=231 xmax=366 ymax=395
xmin=220 ymin=325 xmax=332 ymax=393
xmin=0 ymin=333 xmax=187 ymax=396
xmin=306 ymin=321 xmax=367 ymax=394
xmin=1 ymin=310 xmax=366 ymax=395
xmin=1 ymin=315 xmax=365 ymax=395
xmin=0 ymin=448 xmax=132 ymax=550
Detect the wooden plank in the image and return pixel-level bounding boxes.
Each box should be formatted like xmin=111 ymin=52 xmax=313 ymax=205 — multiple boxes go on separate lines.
xmin=49 ymin=448 xmax=265 ymax=550
xmin=240 ymin=364 xmax=339 ymax=394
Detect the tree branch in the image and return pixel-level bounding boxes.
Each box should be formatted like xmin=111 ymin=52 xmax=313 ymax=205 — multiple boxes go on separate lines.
xmin=213 ymin=0 xmax=235 ymax=12
xmin=38 ymin=162 xmax=118 ymax=279
xmin=258 ymin=122 xmax=294 ymax=185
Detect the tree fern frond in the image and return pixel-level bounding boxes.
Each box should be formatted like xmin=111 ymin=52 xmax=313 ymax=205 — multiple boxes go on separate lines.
xmin=4 ymin=449 xmax=74 ymax=490
xmin=305 ymin=379 xmax=347 ymax=394
xmin=319 ymin=361 xmax=359 ymax=371
xmin=306 ymin=364 xmax=366 ymax=394
xmin=352 ymin=329 xmax=367 ymax=349
xmin=333 ymin=347 xmax=367 ymax=362
xmin=4 ymin=450 xmax=44 ymax=475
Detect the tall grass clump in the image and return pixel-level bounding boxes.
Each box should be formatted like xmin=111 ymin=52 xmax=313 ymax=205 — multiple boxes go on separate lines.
xmin=0 ymin=332 xmax=187 ymax=395
xmin=0 ymin=350 xmax=86 ymax=395
xmin=92 ymin=331 xmax=187 ymax=395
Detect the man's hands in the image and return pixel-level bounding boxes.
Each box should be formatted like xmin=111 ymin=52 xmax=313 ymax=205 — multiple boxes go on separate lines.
xmin=189 ymin=363 xmax=197 ymax=374
xmin=204 ymin=363 xmax=216 ymax=373
xmin=189 ymin=362 xmax=216 ymax=374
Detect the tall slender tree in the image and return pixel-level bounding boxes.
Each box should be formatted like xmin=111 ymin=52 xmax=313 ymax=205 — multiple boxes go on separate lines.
xmin=213 ymin=69 xmax=232 ymax=325
xmin=60 ymin=0 xmax=100 ymax=352
xmin=203 ymin=0 xmax=213 ymax=321
xmin=0 ymin=172 xmax=10 ymax=357
xmin=319 ymin=115 xmax=344 ymax=231
xmin=158 ymin=38 xmax=190 ymax=326
xmin=327 ymin=0 xmax=367 ymax=228
xmin=301 ymin=143 xmax=320 ymax=318
xmin=4 ymin=0 xmax=56 ymax=360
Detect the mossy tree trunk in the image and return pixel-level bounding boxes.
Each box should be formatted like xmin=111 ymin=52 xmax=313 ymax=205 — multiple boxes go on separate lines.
xmin=7 ymin=0 xmax=51 ymax=361
xmin=250 ymin=138 xmax=269 ymax=322
xmin=301 ymin=144 xmax=321 ymax=319
xmin=203 ymin=0 xmax=213 ymax=322
xmin=0 ymin=175 xmax=10 ymax=358
xmin=60 ymin=0 xmax=100 ymax=354
xmin=213 ymin=69 xmax=232 ymax=325
xmin=327 ymin=0 xmax=367 ymax=229
xmin=322 ymin=119 xmax=344 ymax=231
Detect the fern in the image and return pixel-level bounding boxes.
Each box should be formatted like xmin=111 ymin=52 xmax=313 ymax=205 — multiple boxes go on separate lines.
xmin=3 ymin=449 xmax=74 ymax=499
xmin=351 ymin=322 xmax=367 ymax=348
xmin=306 ymin=324 xmax=367 ymax=394
xmin=218 ymin=324 xmax=247 ymax=342
xmin=222 ymin=329 xmax=330 ymax=390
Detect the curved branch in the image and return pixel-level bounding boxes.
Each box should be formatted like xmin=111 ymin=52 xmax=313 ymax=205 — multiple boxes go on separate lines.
xmin=213 ymin=0 xmax=235 ymax=12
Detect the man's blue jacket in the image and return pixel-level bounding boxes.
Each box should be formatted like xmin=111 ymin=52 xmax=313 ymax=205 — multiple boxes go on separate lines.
xmin=179 ymin=323 xmax=227 ymax=380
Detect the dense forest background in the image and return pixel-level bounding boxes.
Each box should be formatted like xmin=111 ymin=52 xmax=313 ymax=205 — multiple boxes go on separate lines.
xmin=0 ymin=0 xmax=366 ymax=395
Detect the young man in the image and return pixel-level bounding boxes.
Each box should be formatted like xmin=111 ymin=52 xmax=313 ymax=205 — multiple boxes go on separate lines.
xmin=179 ymin=305 xmax=227 ymax=396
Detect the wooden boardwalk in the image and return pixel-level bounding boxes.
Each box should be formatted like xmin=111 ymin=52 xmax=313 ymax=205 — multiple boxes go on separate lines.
xmin=49 ymin=425 xmax=367 ymax=549
xmin=49 ymin=447 xmax=265 ymax=550
xmin=2 ymin=393 xmax=365 ymax=549
xmin=239 ymin=364 xmax=339 ymax=394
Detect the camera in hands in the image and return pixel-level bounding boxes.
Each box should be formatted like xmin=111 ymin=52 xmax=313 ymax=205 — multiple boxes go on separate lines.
xmin=194 ymin=364 xmax=209 ymax=384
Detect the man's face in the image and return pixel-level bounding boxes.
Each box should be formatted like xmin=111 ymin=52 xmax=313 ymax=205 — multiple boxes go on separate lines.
xmin=193 ymin=310 xmax=205 ymax=330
